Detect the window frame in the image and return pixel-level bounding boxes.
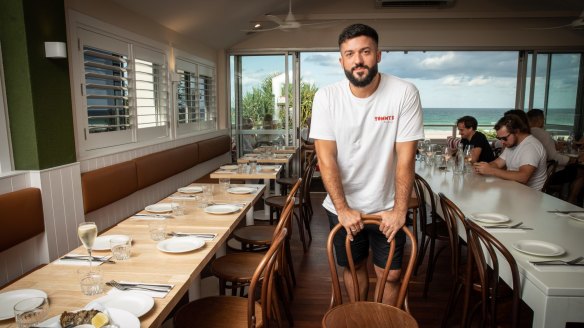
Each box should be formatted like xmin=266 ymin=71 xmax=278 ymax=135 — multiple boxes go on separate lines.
xmin=0 ymin=42 xmax=13 ymax=174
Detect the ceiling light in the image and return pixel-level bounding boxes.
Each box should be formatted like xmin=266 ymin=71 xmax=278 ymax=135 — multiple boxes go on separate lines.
xmin=254 ymin=23 xmax=262 ymax=29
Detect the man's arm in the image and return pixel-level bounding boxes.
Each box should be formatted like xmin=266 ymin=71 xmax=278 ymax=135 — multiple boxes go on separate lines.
xmin=377 ymin=140 xmax=417 ymax=242
xmin=470 ymin=147 xmax=483 ymax=163
xmin=314 ymin=139 xmax=362 ymax=239
xmin=474 ymin=162 xmax=536 ymax=185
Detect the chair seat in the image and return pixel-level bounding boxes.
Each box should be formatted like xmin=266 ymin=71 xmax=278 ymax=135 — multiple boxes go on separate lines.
xmin=211 ymin=252 xmax=263 ymax=282
xmin=233 ymin=225 xmax=275 ymax=245
xmin=265 ymin=195 xmax=300 ymax=208
xmin=174 ymin=295 xmax=263 ymax=328
xmin=322 ymin=302 xmax=418 ymax=328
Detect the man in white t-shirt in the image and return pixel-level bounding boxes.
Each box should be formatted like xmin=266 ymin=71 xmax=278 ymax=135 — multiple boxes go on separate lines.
xmin=474 ymin=114 xmax=547 ymax=190
xmin=310 ymin=23 xmax=424 ymax=304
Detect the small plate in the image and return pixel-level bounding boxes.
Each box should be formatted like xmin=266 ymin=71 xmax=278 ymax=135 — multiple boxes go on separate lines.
xmin=205 ymin=204 xmax=241 ymax=215
xmin=220 ymin=165 xmax=238 ymax=170
xmin=227 ymin=187 xmax=255 ymax=194
xmin=94 ymin=291 xmax=154 ymax=317
xmin=157 ymin=237 xmax=205 ymax=253
xmin=0 ymin=289 xmax=47 ymax=320
xmin=39 ymin=307 xmax=139 ymax=328
xmin=177 ymin=186 xmax=203 ymax=194
xmin=145 ymin=203 xmax=177 ymax=213
xmin=512 ymin=240 xmax=565 ymax=257
xmin=93 ymin=235 xmax=131 ymax=251
xmin=568 ymin=212 xmax=584 ymax=222
xmin=471 ymin=212 xmax=510 ymax=224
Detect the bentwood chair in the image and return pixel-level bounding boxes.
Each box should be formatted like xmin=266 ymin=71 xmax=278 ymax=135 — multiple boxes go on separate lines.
xmin=541 ymin=160 xmax=558 ymax=194
xmin=465 ymin=219 xmax=521 ymax=328
xmin=174 ymin=227 xmax=288 ymax=328
xmin=210 ymin=198 xmax=296 ymax=326
xmin=413 ymin=174 xmax=449 ymax=298
xmin=438 ymin=192 xmax=473 ymax=327
xmin=322 ymin=215 xmax=418 ymax=328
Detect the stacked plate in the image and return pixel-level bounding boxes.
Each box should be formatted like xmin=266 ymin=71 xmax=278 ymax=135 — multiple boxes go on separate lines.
xmin=0 ymin=289 xmax=47 ymax=320
xmin=178 ymin=186 xmax=203 ymax=194
xmin=145 ymin=203 xmax=177 ymax=213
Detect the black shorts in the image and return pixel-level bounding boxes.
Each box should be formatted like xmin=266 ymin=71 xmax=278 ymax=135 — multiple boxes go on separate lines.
xmin=326 ymin=209 xmax=405 ymax=270
xmin=549 ymin=165 xmax=578 ymax=185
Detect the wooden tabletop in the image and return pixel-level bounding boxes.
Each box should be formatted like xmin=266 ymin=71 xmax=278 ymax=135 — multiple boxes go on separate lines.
xmin=210 ymin=166 xmax=282 ymax=180
xmin=252 ymin=146 xmax=297 ymax=154
xmin=0 ymin=183 xmax=265 ymax=328
xmin=237 ymin=153 xmax=292 ymax=164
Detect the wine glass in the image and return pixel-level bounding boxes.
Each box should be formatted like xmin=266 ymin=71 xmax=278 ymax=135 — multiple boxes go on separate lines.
xmin=417 ymin=141 xmax=424 ymax=161
xmin=78 ymin=222 xmax=98 ymax=270
xmin=443 ymin=146 xmax=452 ymax=163
xmin=464 ymin=145 xmax=474 ymax=164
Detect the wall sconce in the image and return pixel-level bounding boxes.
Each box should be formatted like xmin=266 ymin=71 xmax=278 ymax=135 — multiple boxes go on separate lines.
xmin=44 ymin=42 xmax=67 ymax=59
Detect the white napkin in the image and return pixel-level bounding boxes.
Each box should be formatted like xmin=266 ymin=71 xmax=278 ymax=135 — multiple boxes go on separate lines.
xmin=107 ymin=281 xmax=174 ymax=298
xmin=215 ymin=170 xmax=236 ymax=174
xmin=129 ymin=215 xmax=169 ymax=221
xmin=530 ymin=263 xmax=584 ymax=273
xmin=55 ymin=254 xmax=111 ymax=266
xmin=169 ymin=196 xmax=198 ymax=201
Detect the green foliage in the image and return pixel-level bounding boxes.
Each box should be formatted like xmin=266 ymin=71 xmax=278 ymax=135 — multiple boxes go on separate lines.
xmin=479 ymin=128 xmax=498 ymax=140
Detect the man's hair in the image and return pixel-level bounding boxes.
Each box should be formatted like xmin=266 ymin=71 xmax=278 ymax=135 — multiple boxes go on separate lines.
xmin=495 ymin=114 xmax=530 ymax=134
xmin=526 ymin=108 xmax=544 ymax=122
xmin=338 ymin=24 xmax=379 ymax=47
xmin=504 ymin=109 xmax=529 ymax=126
xmin=456 ymin=116 xmax=478 ymax=130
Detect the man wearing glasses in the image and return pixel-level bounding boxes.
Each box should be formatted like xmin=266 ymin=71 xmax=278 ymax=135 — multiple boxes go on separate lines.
xmin=473 ymin=114 xmax=547 ymax=190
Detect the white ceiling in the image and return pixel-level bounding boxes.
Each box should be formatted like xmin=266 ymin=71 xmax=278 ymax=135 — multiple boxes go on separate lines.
xmin=109 ymin=0 xmax=584 ymax=49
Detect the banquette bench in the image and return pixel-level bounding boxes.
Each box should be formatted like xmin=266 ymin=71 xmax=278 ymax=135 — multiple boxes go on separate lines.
xmin=81 ymin=135 xmax=233 ymax=214
xmin=0 ymin=188 xmax=44 ymax=253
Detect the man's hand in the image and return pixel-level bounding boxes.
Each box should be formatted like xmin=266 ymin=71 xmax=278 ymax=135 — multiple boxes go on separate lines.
xmin=375 ymin=209 xmax=405 ymax=242
xmin=337 ymin=207 xmax=363 ymax=241
xmin=473 ymin=162 xmax=492 ymax=175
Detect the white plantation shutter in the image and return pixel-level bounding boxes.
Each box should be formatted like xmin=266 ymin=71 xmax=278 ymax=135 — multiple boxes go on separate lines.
xmin=176 ymin=58 xmax=216 ymax=135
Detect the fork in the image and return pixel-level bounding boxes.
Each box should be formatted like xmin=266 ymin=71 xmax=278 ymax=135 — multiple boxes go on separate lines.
xmin=530 ymin=256 xmax=584 ymax=265
xmin=107 ymin=280 xmax=171 ymax=292
xmin=484 ymin=222 xmax=524 ymax=229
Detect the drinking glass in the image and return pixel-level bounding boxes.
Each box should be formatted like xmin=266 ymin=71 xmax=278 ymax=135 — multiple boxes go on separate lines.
xmin=424 ymin=144 xmax=435 ymax=165
xmin=417 ymin=141 xmax=424 ymax=161
xmin=77 ymin=267 xmax=103 ymax=296
xmin=110 ymin=236 xmax=132 ymax=260
xmin=219 ymin=178 xmax=230 ymax=192
xmin=464 ymin=145 xmax=474 ymax=172
xmin=443 ymin=146 xmax=452 ymax=163
xmin=149 ymin=221 xmax=167 ymax=241
xmin=13 ymin=297 xmax=49 ymax=328
xmin=78 ymin=222 xmax=98 ymax=270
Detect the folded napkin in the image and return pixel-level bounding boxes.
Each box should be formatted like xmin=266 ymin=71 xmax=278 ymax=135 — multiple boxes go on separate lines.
xmin=55 ymin=254 xmax=112 ymax=266
xmin=129 ymin=214 xmax=170 ymax=220
xmin=215 ymin=170 xmax=236 ymax=174
xmin=483 ymin=228 xmax=529 ymax=233
xmin=530 ymin=263 xmax=584 ymax=273
xmin=108 ymin=281 xmax=174 ymax=298
xmin=169 ymin=195 xmax=199 ymax=201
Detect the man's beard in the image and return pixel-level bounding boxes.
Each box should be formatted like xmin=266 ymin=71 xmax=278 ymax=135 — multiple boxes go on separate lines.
xmin=344 ymin=63 xmax=378 ymax=88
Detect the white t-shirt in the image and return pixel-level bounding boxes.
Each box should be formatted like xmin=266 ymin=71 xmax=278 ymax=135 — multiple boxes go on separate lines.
xmin=530 ymin=127 xmax=569 ymax=170
xmin=310 ymin=73 xmax=424 ymax=215
xmin=499 ymin=135 xmax=547 ymax=190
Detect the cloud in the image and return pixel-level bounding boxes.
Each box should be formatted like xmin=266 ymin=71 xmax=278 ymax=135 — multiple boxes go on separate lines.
xmin=419 ymin=52 xmax=456 ymax=69
xmin=441 ymin=75 xmax=464 ymax=86
xmin=468 ymin=76 xmax=490 ymax=86
xmin=302 ymin=53 xmax=339 ymax=67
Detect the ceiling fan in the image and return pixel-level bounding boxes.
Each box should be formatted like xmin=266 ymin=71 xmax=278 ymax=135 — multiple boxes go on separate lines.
xmin=527 ymin=10 xmax=584 ymax=30
xmin=245 ymin=0 xmax=338 ymax=33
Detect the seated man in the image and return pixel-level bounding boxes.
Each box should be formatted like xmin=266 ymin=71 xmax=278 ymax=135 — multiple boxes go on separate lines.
xmin=473 ymin=114 xmax=547 ymax=190
xmin=456 ymin=115 xmax=495 ymax=163
xmin=527 ymin=109 xmax=584 ymax=203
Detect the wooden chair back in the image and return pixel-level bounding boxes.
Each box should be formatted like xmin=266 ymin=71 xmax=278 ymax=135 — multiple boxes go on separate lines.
xmin=248 ymin=227 xmax=288 ymax=328
xmin=438 ymin=192 xmax=471 ymax=277
xmin=465 ymin=219 xmax=521 ymax=328
xmin=414 ymin=174 xmax=441 ymax=237
xmin=541 ymin=159 xmax=558 ymax=192
xmin=326 ymin=214 xmax=417 ymax=310
xmin=300 ymin=153 xmax=318 ymax=206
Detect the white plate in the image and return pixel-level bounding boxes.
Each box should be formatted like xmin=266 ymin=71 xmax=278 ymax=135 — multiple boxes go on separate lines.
xmin=568 ymin=212 xmax=584 ymax=222
xmin=145 ymin=203 xmax=177 ymax=213
xmin=157 ymin=237 xmax=205 ymax=253
xmin=512 ymin=240 xmax=565 ymax=257
xmin=220 ymin=165 xmax=238 ymax=170
xmin=259 ymin=165 xmax=277 ymax=170
xmin=94 ymin=291 xmax=154 ymax=317
xmin=177 ymin=186 xmax=203 ymax=194
xmin=227 ymin=187 xmax=255 ymax=194
xmin=471 ymin=212 xmax=510 ymax=224
xmin=93 ymin=235 xmax=130 ymax=251
xmin=204 ymin=204 xmax=241 ymax=215
xmin=0 ymin=289 xmax=47 ymax=320
xmin=39 ymin=307 xmax=139 ymax=328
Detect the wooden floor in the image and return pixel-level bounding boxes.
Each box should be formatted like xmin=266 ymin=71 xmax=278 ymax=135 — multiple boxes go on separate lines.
xmin=285 ymin=190 xmax=534 ymax=328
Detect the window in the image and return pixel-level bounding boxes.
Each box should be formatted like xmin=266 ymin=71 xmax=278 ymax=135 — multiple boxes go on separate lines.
xmin=73 ymin=19 xmax=171 ymax=158
xmin=0 ymin=43 xmax=12 ymax=173
xmin=175 ymin=57 xmax=217 ymax=135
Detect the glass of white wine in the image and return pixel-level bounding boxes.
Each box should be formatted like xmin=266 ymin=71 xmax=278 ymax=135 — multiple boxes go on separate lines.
xmin=78 ymin=222 xmax=98 ymax=270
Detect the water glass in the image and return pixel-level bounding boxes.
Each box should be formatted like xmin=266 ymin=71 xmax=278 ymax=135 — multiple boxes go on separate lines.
xmin=149 ymin=221 xmax=167 ymax=241
xmin=249 ymin=159 xmax=257 ymax=173
xmin=77 ymin=267 xmax=103 ymax=296
xmin=14 ymin=297 xmax=49 ymax=328
xmin=219 ymin=178 xmax=230 ymax=191
xmin=110 ymin=237 xmax=131 ymax=260
xmin=237 ymin=163 xmax=246 ymax=173
xmin=172 ymin=202 xmax=185 ymax=216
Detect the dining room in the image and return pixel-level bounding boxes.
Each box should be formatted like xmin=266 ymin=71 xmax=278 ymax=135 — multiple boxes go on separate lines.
xmin=1 ymin=0 xmax=584 ymax=327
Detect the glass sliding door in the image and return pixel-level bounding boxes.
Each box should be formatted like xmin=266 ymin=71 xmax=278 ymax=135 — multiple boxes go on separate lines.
xmin=524 ymin=52 xmax=583 ymax=136
xmin=230 ymin=53 xmax=298 ymax=157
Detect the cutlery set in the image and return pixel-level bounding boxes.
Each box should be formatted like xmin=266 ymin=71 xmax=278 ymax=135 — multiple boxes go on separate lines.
xmin=167 ymin=232 xmax=217 ymax=240
xmin=133 ymin=213 xmax=173 ymax=218
xmin=483 ymin=221 xmax=533 ymax=230
xmin=106 ymin=280 xmax=172 ymax=292
xmin=530 ymin=256 xmax=584 ymax=266
xmin=60 ymin=255 xmax=116 ymax=264
xmin=547 ymin=210 xmax=584 ymax=214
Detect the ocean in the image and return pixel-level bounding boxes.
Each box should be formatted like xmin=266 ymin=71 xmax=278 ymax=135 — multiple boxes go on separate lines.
xmin=422 ymin=107 xmax=575 ymax=138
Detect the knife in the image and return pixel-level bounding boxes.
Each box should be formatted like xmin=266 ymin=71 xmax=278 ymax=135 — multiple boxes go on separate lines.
xmin=547 ymin=210 xmax=584 ymax=213
xmin=116 ymin=282 xmax=173 ymax=290
xmin=484 ymin=226 xmax=533 ymax=230
xmin=61 ymin=255 xmax=115 ymax=264
xmin=530 ymin=262 xmax=584 ymax=266
xmin=133 ymin=213 xmax=172 ymax=218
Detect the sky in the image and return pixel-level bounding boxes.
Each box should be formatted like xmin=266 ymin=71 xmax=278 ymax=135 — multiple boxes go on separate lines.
xmin=238 ymin=51 xmax=580 ymax=109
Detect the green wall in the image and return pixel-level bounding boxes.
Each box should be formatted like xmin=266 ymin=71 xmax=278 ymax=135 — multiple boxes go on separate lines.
xmin=0 ymin=0 xmax=76 ymax=170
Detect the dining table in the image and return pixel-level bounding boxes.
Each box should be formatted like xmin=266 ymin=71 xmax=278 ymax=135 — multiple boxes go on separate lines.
xmin=0 ymin=182 xmax=265 ymax=328
xmin=210 ymin=165 xmax=282 ymax=222
xmin=415 ymin=161 xmax=584 ymax=328
xmin=252 ymin=145 xmax=297 ymax=154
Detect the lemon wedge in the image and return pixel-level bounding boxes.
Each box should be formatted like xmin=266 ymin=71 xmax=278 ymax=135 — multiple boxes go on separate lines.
xmin=91 ymin=312 xmax=109 ymax=328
